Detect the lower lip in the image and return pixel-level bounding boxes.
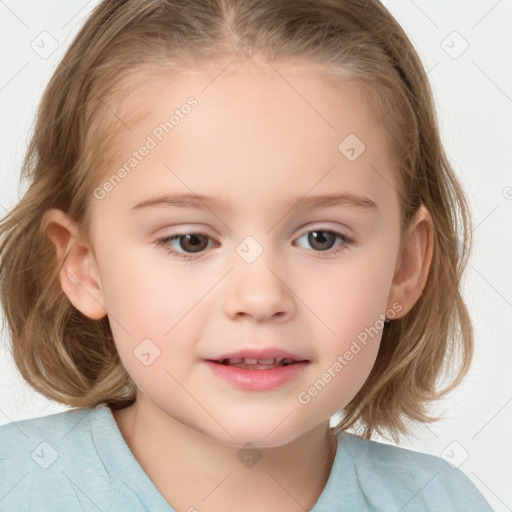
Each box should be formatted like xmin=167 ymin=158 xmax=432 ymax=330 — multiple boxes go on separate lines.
xmin=204 ymin=361 xmax=309 ymax=391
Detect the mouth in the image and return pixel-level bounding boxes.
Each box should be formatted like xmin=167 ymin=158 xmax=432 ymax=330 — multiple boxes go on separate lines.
xmin=205 ymin=347 xmax=310 ymax=371
xmin=204 ymin=351 xmax=310 ymax=391
xmin=209 ymin=357 xmax=302 ymax=370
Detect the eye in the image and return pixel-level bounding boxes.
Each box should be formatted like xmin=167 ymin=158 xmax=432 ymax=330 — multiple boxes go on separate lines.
xmin=294 ymin=229 xmax=353 ymax=255
xmin=156 ymin=232 xmax=217 ymax=260
xmin=156 ymin=228 xmax=354 ymax=260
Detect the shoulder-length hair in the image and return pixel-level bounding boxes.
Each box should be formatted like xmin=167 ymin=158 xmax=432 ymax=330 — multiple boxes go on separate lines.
xmin=0 ymin=0 xmax=473 ymax=441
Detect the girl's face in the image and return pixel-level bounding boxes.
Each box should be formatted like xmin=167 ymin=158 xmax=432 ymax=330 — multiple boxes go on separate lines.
xmin=85 ymin=60 xmax=404 ymax=447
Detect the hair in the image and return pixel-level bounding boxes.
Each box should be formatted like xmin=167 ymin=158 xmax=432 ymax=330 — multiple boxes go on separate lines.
xmin=0 ymin=0 xmax=473 ymax=441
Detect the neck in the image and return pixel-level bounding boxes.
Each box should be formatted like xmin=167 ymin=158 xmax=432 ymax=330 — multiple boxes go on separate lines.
xmin=111 ymin=395 xmax=338 ymax=512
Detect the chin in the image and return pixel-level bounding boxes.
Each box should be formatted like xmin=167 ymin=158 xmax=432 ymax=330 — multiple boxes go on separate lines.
xmin=209 ymin=418 xmax=314 ymax=450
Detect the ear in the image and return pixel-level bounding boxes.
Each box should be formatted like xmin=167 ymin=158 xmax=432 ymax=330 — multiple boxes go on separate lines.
xmin=386 ymin=204 xmax=434 ymax=318
xmin=40 ymin=208 xmax=107 ymax=320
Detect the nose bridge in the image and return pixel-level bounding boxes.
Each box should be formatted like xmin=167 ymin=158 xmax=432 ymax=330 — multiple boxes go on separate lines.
xmin=223 ymin=234 xmax=296 ymax=322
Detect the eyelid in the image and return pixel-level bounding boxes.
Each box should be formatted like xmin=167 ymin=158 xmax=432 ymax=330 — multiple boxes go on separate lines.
xmin=156 ymin=222 xmax=352 ymax=243
xmin=295 ymin=221 xmax=353 ymax=237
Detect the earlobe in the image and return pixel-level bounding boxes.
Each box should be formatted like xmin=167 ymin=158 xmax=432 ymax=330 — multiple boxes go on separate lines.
xmin=386 ymin=205 xmax=434 ymax=318
xmin=40 ymin=208 xmax=107 ymax=320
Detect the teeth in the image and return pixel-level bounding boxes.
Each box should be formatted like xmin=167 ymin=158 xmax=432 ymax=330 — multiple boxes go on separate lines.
xmin=217 ymin=357 xmax=297 ymax=366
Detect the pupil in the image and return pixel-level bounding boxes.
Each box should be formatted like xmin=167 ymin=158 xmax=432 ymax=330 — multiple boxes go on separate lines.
xmin=309 ymin=231 xmax=335 ymax=251
xmin=181 ymin=234 xmax=208 ymax=253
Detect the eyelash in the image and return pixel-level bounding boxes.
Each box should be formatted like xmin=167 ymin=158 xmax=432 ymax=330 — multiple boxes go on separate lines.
xmin=155 ymin=229 xmax=355 ymax=260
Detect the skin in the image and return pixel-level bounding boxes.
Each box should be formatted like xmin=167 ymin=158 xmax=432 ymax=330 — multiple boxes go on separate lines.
xmin=42 ymin=56 xmax=433 ymax=512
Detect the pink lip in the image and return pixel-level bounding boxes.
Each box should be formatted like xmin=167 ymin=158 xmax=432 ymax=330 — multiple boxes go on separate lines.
xmin=204 ymin=360 xmax=309 ymax=391
xmin=208 ymin=348 xmax=308 ymax=362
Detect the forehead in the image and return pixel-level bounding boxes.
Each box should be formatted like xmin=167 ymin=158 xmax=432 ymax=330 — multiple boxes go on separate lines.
xmin=89 ymin=58 xmax=398 ymax=221
xmin=104 ymin=57 xmax=385 ymax=152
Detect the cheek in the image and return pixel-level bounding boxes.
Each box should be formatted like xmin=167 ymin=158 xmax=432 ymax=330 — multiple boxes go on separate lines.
xmin=304 ymin=253 xmax=395 ymax=340
xmin=296 ymin=252 xmax=394 ymax=404
xmin=99 ymin=247 xmax=221 ymax=387
xmin=99 ymin=244 xmax=211 ymax=334
xmin=100 ymin=253 xmax=206 ymax=401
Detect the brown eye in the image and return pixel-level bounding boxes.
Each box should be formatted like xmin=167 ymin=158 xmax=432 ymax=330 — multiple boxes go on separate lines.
xmin=157 ymin=232 xmax=215 ymax=258
xmin=175 ymin=234 xmax=210 ymax=253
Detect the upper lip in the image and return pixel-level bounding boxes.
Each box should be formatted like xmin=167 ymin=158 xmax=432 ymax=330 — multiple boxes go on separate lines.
xmin=206 ymin=348 xmax=309 ymax=362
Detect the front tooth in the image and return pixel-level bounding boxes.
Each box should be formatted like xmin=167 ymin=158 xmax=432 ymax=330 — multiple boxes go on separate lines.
xmin=244 ymin=358 xmax=259 ymax=364
xmin=228 ymin=358 xmax=244 ymax=364
xmin=258 ymin=358 xmax=275 ymax=364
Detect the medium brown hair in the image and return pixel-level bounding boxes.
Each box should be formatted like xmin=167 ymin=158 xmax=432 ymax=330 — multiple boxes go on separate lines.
xmin=0 ymin=0 xmax=473 ymax=441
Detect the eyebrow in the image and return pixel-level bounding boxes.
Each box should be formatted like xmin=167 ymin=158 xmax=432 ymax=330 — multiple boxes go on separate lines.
xmin=131 ymin=192 xmax=378 ymax=214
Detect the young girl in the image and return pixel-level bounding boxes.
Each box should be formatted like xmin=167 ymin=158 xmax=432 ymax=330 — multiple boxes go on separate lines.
xmin=0 ymin=0 xmax=495 ymax=510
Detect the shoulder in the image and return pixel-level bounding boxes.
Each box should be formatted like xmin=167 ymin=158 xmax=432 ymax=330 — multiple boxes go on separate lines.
xmin=0 ymin=407 xmax=112 ymax=511
xmin=1 ymin=406 xmax=92 ymax=438
xmin=0 ymin=407 xmax=93 ymax=463
xmin=0 ymin=407 xmax=97 ymax=464
xmin=338 ymin=432 xmax=494 ymax=511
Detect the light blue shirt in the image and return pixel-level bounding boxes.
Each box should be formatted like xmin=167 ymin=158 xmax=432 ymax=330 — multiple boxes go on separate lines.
xmin=0 ymin=406 xmax=494 ymax=511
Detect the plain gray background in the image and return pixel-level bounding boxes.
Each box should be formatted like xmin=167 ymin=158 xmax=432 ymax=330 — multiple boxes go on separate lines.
xmin=0 ymin=1 xmax=511 ymax=510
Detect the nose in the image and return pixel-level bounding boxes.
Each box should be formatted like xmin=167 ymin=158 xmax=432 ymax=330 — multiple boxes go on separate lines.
xmin=223 ymin=251 xmax=296 ymax=323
